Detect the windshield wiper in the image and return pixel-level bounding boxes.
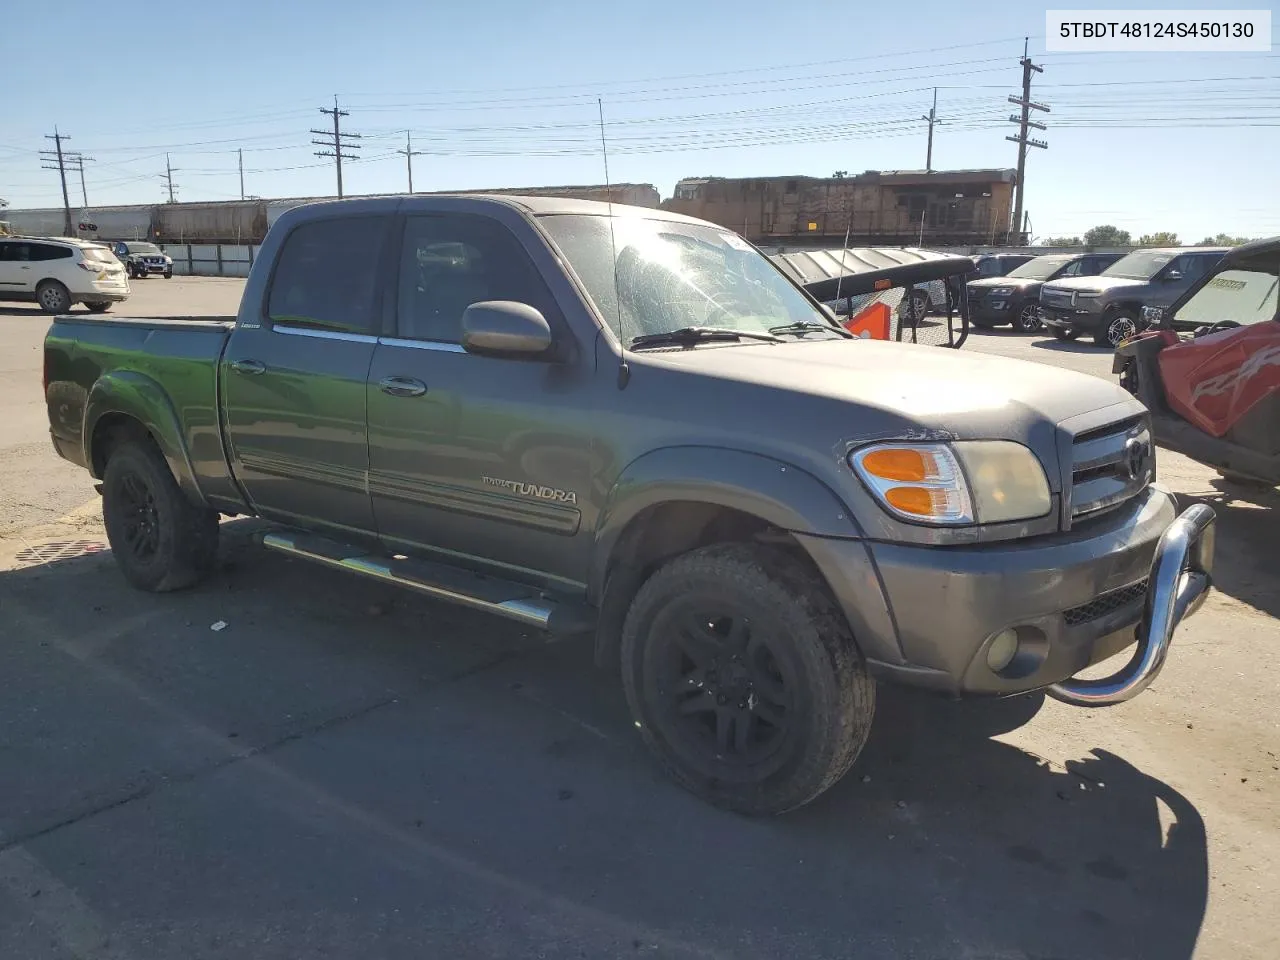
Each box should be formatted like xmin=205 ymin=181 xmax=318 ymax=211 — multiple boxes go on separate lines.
xmin=629 ymin=327 xmax=784 ymax=349
xmin=768 ymin=320 xmax=853 ymax=339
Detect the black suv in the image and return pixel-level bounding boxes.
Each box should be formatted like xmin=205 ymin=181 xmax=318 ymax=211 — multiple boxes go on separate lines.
xmin=967 ymin=252 xmax=1124 ymax=333
xmin=110 ymin=241 xmax=173 ymax=279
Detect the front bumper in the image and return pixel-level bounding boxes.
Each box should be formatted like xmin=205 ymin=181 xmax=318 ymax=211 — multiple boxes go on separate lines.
xmin=134 ymin=261 xmax=170 ymax=274
xmin=796 ymin=484 xmax=1215 ymax=700
xmin=1039 ymin=303 xmax=1105 ymax=335
xmin=969 ymin=298 xmax=1016 ymax=325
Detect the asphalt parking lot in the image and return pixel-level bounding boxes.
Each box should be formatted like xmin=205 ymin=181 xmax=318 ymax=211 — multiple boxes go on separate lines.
xmin=2 ymin=279 xmax=1277 ymax=960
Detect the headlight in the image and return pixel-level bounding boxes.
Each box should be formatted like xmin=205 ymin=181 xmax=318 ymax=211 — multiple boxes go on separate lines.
xmin=849 ymin=441 xmax=1051 ymax=526
xmin=989 ymin=286 xmax=1014 ymax=297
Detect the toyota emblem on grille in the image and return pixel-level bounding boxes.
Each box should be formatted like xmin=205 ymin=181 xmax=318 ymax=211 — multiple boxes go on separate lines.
xmin=1123 ymin=436 xmax=1149 ymax=480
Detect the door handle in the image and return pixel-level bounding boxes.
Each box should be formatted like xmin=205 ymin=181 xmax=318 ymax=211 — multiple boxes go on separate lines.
xmin=379 ymin=376 xmax=427 ymax=397
xmin=230 ymin=359 xmax=266 ymax=376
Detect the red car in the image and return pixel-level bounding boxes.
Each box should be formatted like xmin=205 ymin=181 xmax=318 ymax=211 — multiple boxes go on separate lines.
xmin=1113 ymin=237 xmax=1280 ymax=487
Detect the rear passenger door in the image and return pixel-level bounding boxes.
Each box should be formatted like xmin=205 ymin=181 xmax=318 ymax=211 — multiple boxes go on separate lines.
xmin=221 ymin=214 xmax=393 ymax=541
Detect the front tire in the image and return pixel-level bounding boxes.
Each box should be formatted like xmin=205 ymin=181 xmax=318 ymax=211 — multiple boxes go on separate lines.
xmin=163 ymin=270 xmax=172 ymax=279
xmin=621 ymin=543 xmax=875 ymax=816
xmin=1097 ymin=309 xmax=1138 ymax=348
xmin=101 ymin=439 xmax=219 ymax=592
xmin=35 ymin=280 xmax=72 ymax=314
xmin=1011 ymin=303 xmax=1042 ymax=333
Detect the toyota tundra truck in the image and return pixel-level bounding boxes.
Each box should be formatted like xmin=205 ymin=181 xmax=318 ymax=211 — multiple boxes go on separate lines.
xmin=42 ymin=195 xmax=1216 ymax=816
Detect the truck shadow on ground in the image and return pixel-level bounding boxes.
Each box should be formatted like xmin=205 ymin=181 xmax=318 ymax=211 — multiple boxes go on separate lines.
xmin=0 ymin=528 xmax=1209 ymax=960
xmin=1176 ymin=480 xmax=1280 ymax=619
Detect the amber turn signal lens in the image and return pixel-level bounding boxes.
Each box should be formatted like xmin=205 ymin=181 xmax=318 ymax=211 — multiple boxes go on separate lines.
xmin=860 ymin=447 xmax=934 ymax=482
xmin=884 ymin=486 xmax=943 ymax=516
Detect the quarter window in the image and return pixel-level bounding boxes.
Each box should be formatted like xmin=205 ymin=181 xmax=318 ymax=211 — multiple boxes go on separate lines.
xmin=267 ymin=216 xmax=389 ymax=335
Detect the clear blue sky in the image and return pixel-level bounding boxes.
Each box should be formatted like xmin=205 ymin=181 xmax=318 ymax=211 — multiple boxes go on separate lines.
xmin=3 ymin=0 xmax=1278 ymax=242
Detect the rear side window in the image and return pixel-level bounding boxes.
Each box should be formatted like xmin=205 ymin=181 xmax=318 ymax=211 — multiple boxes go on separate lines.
xmin=29 ymin=244 xmax=74 ymax=261
xmin=267 ymin=216 xmax=389 ymax=335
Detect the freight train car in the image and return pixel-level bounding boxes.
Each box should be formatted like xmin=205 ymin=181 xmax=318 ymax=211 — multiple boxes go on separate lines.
xmin=154 ymin=200 xmax=267 ymax=244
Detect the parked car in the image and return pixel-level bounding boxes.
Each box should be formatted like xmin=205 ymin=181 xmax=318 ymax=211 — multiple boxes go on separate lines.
xmin=110 ymin=240 xmax=173 ymax=279
xmin=43 ymin=195 xmax=1216 ymax=816
xmin=0 ymin=235 xmax=129 ymax=313
xmin=1039 ymin=247 xmax=1229 ymax=348
xmin=968 ymin=252 xmax=1124 ymax=333
xmin=1113 ymin=236 xmax=1280 ymax=486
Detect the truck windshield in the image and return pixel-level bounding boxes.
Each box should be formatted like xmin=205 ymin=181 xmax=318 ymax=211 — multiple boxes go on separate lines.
xmin=1006 ymin=257 xmax=1070 ymax=280
xmin=126 ymin=242 xmax=162 ymax=255
xmin=1103 ymin=250 xmax=1176 ymax=280
xmin=1173 ymin=264 xmax=1279 ymax=328
xmin=537 ymin=214 xmax=834 ymax=343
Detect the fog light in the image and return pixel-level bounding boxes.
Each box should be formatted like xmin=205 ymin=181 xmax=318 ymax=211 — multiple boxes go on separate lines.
xmin=986 ymin=628 xmax=1019 ymax=672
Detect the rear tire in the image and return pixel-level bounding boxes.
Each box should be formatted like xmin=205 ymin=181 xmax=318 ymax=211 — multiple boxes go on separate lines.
xmin=35 ymin=280 xmax=72 ymax=314
xmin=101 ymin=439 xmax=219 ymax=592
xmin=85 ymin=301 xmax=112 ymax=313
xmin=126 ymin=263 xmax=137 ymax=279
xmin=620 ymin=543 xmax=875 ymax=816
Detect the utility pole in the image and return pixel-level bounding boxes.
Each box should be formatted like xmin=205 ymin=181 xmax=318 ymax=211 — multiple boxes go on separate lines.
xmin=311 ymin=95 xmax=361 ymax=198
xmin=396 ymin=131 xmax=423 ymax=193
xmin=39 ymin=128 xmax=74 ymax=236
xmin=1005 ymin=39 xmax=1048 ymax=244
xmin=66 ymin=153 xmax=95 ymax=208
xmin=920 ymin=88 xmax=942 ymax=173
xmin=162 ymin=153 xmax=179 ymax=204
xmin=238 ymin=148 xmax=245 ymax=200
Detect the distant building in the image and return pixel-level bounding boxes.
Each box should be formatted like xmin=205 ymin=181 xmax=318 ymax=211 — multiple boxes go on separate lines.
xmin=662 ymin=169 xmax=1018 ymax=246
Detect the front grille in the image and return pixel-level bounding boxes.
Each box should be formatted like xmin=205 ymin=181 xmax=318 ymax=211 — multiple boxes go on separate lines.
xmin=1064 ymin=579 xmax=1148 ymax=626
xmin=1068 ymin=415 xmax=1153 ymax=522
xmin=1041 ymin=287 xmax=1073 ymax=307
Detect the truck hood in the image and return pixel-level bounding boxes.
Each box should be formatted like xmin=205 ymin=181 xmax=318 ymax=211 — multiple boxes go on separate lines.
xmin=640 ymin=337 xmax=1140 ymax=436
xmin=968 ymin=276 xmax=1042 ymax=293
xmin=1042 ymin=275 xmax=1143 ymax=295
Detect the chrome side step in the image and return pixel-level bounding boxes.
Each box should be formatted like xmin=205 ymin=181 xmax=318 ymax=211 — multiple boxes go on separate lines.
xmin=261 ymin=531 xmax=595 ymax=636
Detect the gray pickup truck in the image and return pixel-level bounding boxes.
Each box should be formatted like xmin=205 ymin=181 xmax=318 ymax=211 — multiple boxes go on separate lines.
xmin=43 ymin=195 xmax=1216 ymax=815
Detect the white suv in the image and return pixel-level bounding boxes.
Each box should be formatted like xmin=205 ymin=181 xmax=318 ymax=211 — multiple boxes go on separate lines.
xmin=0 ymin=236 xmax=130 ymax=313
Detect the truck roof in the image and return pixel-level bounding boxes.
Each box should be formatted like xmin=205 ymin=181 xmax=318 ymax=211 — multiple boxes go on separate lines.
xmin=281 ymin=193 xmax=712 ymax=227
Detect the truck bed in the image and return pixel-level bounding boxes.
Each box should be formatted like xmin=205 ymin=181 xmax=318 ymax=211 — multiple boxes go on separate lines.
xmin=44 ymin=313 xmax=240 ymax=509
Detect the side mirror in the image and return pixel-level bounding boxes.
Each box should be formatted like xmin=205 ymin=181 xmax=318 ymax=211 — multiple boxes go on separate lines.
xmin=461 ymin=301 xmax=554 ymax=360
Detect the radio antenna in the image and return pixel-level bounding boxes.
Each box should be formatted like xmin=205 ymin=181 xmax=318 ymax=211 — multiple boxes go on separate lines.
xmin=598 ymin=97 xmax=630 ymax=389
xmin=833 ymin=212 xmax=854 ymax=316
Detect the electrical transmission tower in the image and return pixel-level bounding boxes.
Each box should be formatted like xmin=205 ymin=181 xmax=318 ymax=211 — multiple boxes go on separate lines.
xmin=162 ymin=153 xmax=180 ymax=203
xmin=39 ymin=128 xmax=75 ymax=236
xmin=1005 ymin=39 xmax=1049 ymax=244
xmin=65 ymin=153 xmax=95 ymax=208
xmin=397 ymin=131 xmax=424 ymax=193
xmin=920 ymin=88 xmax=943 ymax=173
xmin=312 ymin=96 xmax=361 ymax=198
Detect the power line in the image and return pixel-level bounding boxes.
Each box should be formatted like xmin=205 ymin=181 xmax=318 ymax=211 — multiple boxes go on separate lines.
xmin=311 ymin=95 xmax=361 ymax=198
xmin=38 ymin=129 xmax=74 ymax=236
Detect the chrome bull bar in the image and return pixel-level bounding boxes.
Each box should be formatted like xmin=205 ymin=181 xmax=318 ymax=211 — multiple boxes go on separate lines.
xmin=1048 ymin=503 xmax=1216 ymax=707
